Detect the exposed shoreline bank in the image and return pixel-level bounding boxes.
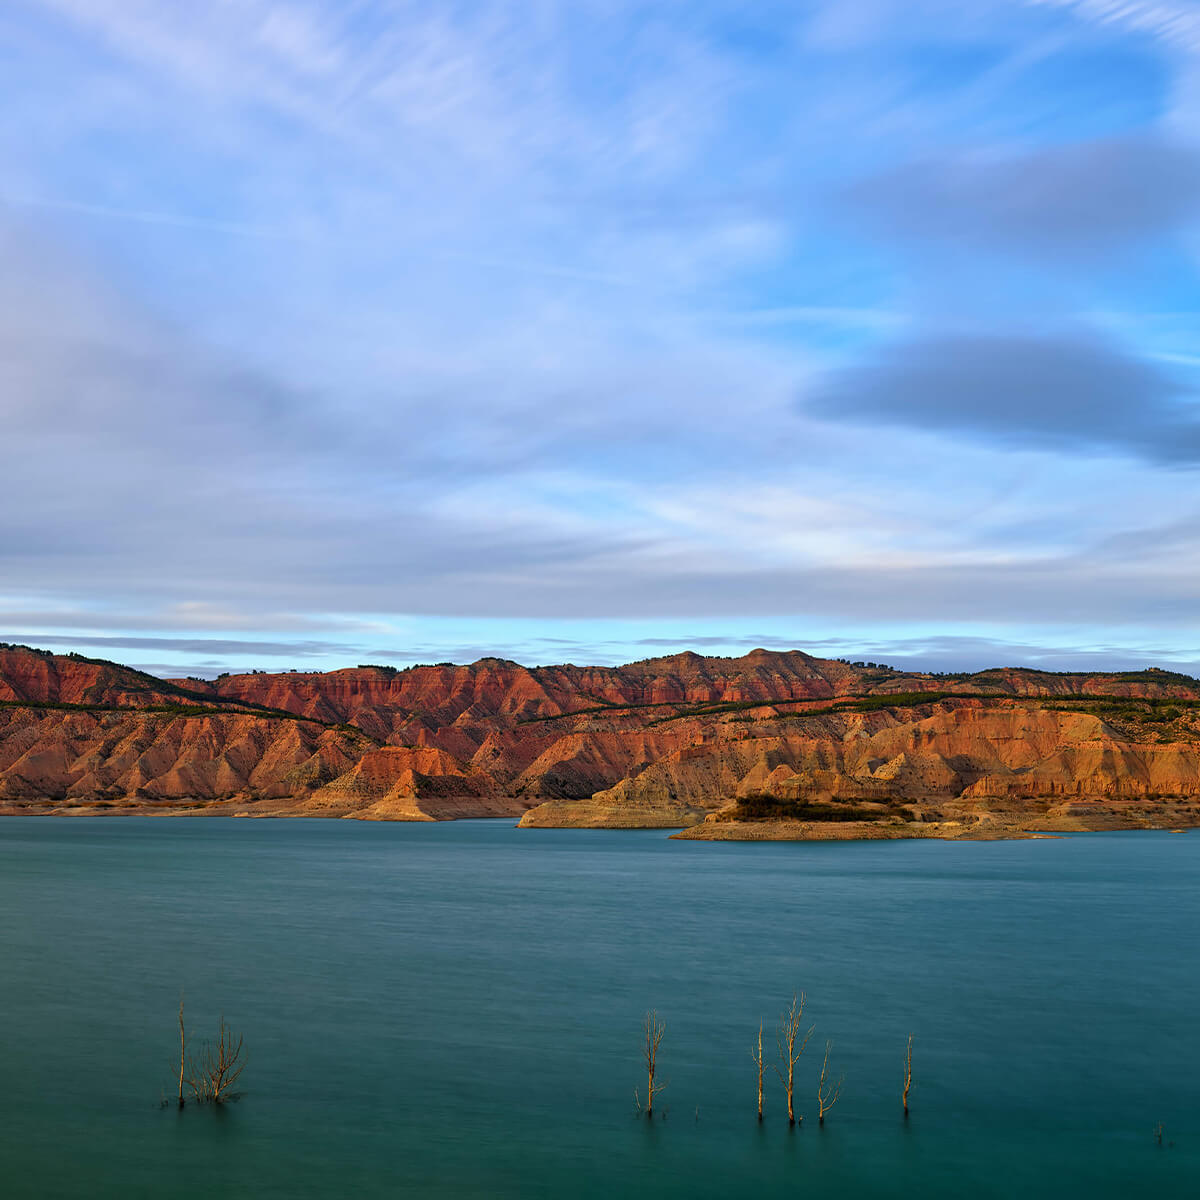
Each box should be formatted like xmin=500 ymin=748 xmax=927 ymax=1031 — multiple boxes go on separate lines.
xmin=3 ymin=799 xmax=1197 ymax=843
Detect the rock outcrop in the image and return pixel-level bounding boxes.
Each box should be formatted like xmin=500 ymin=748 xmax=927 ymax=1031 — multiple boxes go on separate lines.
xmin=3 ymin=642 xmax=1200 ymax=836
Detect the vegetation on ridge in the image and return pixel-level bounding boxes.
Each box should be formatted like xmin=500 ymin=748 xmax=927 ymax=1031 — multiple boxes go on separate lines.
xmin=731 ymin=794 xmax=917 ymax=823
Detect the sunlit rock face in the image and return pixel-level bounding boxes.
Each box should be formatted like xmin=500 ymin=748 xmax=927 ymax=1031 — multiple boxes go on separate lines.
xmin=3 ymin=644 xmax=1200 ymax=835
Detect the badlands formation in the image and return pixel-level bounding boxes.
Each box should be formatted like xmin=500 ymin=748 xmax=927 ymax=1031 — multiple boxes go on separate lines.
xmin=3 ymin=643 xmax=1200 ymax=839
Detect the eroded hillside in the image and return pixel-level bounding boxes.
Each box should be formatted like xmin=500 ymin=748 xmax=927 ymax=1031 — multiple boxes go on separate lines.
xmin=3 ymin=643 xmax=1200 ymax=837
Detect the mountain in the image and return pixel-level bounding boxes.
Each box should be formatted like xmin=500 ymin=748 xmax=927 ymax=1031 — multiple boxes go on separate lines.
xmin=3 ymin=643 xmax=1200 ymax=838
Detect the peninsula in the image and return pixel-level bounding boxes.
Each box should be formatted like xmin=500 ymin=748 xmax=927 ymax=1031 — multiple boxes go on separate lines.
xmin=2 ymin=643 xmax=1199 ymax=839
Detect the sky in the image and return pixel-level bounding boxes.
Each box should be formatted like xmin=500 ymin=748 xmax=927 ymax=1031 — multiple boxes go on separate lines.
xmin=3 ymin=0 xmax=1200 ymax=678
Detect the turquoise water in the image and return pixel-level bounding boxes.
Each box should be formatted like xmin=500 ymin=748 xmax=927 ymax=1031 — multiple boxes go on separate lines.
xmin=0 ymin=819 xmax=1196 ymax=1198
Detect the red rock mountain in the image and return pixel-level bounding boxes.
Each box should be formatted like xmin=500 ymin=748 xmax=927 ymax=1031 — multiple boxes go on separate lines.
xmin=3 ymin=643 xmax=1200 ymax=836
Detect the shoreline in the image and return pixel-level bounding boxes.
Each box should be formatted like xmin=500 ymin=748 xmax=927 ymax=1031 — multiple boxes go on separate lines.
xmin=2 ymin=800 xmax=1197 ymax=842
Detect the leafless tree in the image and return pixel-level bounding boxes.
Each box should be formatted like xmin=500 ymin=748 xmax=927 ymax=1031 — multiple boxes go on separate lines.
xmin=177 ymin=995 xmax=187 ymax=1109
xmin=751 ymin=1020 xmax=765 ymax=1122
xmin=817 ymin=1039 xmax=843 ymax=1125
xmin=902 ymin=1034 xmax=914 ymax=1119
xmin=185 ymin=1016 xmax=247 ymax=1105
xmin=634 ymin=1010 xmax=668 ymax=1119
xmin=774 ymin=992 xmax=813 ymax=1126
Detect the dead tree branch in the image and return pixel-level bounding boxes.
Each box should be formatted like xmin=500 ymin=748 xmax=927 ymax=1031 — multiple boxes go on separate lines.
xmin=184 ymin=1016 xmax=247 ymax=1105
xmin=177 ymin=995 xmax=187 ymax=1109
xmin=817 ymin=1039 xmax=844 ymax=1125
xmin=751 ymin=1019 xmax=765 ymax=1122
xmin=772 ymin=992 xmax=813 ymax=1126
xmin=902 ymin=1034 xmax=913 ymax=1119
xmin=634 ymin=1010 xmax=668 ymax=1119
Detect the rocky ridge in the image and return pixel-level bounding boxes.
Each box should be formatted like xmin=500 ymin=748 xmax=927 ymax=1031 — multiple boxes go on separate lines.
xmin=3 ymin=643 xmax=1200 ymax=838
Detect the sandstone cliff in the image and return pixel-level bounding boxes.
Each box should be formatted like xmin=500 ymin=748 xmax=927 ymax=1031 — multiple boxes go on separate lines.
xmin=3 ymin=643 xmax=1200 ymax=836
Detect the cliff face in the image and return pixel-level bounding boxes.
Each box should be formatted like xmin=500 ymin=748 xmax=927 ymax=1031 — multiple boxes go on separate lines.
xmin=0 ymin=646 xmax=194 ymax=707
xmin=3 ymin=643 xmax=1200 ymax=834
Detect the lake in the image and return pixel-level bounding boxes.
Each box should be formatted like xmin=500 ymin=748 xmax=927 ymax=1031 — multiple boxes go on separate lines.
xmin=0 ymin=818 xmax=1196 ymax=1197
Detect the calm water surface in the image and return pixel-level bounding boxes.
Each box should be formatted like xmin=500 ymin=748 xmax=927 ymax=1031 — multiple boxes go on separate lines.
xmin=0 ymin=818 xmax=1197 ymax=1197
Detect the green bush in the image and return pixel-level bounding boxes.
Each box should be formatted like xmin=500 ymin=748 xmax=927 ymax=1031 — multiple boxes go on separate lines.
xmin=734 ymin=793 xmax=886 ymax=822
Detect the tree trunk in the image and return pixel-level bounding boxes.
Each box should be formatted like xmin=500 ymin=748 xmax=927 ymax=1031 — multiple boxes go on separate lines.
xmin=177 ymin=996 xmax=186 ymax=1109
xmin=817 ymin=1039 xmax=843 ymax=1126
xmin=902 ymin=1034 xmax=913 ymax=1119
xmin=639 ymin=1010 xmax=666 ymax=1119
xmin=757 ymin=1022 xmax=763 ymax=1122
xmin=774 ymin=993 xmax=810 ymax=1129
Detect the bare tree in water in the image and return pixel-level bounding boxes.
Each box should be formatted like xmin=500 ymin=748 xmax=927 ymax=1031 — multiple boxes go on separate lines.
xmin=902 ymin=1034 xmax=914 ymax=1119
xmin=635 ymin=1010 xmax=668 ymax=1119
xmin=184 ymin=1016 xmax=247 ymax=1104
xmin=177 ymin=996 xmax=187 ymax=1109
xmin=751 ymin=1020 xmax=765 ymax=1122
xmin=817 ymin=1040 xmax=843 ymax=1125
xmin=774 ymin=993 xmax=813 ymax=1126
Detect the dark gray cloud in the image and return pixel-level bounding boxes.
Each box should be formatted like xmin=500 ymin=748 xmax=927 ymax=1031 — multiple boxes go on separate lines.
xmin=842 ymin=136 xmax=1200 ymax=260
xmin=805 ymin=330 xmax=1200 ymax=463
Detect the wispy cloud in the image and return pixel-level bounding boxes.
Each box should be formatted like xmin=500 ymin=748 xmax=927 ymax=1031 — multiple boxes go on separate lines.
xmin=1026 ymin=0 xmax=1200 ymax=54
xmin=799 ymin=630 xmax=1200 ymax=674
xmin=6 ymin=634 xmax=354 ymax=658
xmin=3 ymin=0 xmax=1200 ymax=673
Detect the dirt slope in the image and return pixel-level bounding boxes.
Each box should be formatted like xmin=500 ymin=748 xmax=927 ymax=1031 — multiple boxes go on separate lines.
xmin=3 ymin=643 xmax=1200 ymax=836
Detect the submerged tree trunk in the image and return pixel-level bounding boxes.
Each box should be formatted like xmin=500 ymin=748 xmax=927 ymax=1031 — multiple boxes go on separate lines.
xmin=902 ymin=1034 xmax=913 ymax=1119
xmin=177 ymin=996 xmax=186 ymax=1110
xmin=774 ymin=993 xmax=813 ymax=1127
xmin=817 ymin=1039 xmax=844 ymax=1126
xmin=752 ymin=1020 xmax=764 ymax=1122
xmin=636 ymin=1010 xmax=667 ymax=1119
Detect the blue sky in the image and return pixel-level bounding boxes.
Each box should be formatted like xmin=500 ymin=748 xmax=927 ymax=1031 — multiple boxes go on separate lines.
xmin=3 ymin=0 xmax=1200 ymax=677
